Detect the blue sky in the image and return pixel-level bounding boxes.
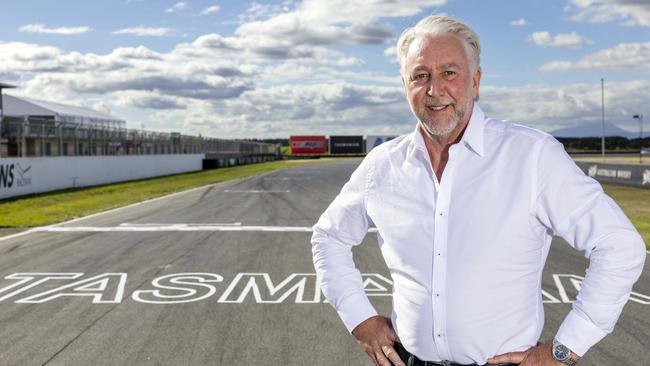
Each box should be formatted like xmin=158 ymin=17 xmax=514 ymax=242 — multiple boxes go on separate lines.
xmin=1 ymin=0 xmax=649 ymax=138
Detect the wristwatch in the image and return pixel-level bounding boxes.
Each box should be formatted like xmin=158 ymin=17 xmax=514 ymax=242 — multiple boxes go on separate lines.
xmin=552 ymin=339 xmax=579 ymax=366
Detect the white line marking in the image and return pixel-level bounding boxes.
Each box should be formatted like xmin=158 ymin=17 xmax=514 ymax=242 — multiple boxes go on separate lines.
xmin=223 ymin=190 xmax=291 ymax=193
xmin=263 ymin=177 xmax=312 ymax=181
xmin=0 ymin=170 xmax=283 ymax=243
xmin=32 ymin=225 xmax=379 ymax=233
xmin=0 ymin=228 xmax=43 ymax=243
xmin=119 ymin=222 xmax=242 ymax=227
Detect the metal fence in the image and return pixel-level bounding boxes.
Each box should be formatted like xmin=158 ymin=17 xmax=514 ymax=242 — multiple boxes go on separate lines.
xmin=0 ymin=116 xmax=278 ymax=158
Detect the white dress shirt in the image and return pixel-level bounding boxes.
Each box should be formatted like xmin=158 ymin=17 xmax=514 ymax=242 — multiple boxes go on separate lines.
xmin=311 ymin=104 xmax=646 ymax=364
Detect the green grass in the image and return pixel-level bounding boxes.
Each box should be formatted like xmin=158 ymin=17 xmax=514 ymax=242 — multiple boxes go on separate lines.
xmin=279 ymin=146 xmax=292 ymax=156
xmin=602 ymin=184 xmax=650 ymax=250
xmin=0 ymin=159 xmax=328 ymax=228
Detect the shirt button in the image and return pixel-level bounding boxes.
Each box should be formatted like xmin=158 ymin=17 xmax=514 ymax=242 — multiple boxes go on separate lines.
xmin=437 ymin=334 xmax=442 ymax=338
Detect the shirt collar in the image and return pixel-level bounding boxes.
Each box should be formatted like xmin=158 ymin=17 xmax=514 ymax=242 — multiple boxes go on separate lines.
xmin=410 ymin=103 xmax=486 ymax=157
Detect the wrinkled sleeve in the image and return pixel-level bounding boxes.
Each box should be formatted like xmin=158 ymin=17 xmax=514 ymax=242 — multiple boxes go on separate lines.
xmin=311 ymin=156 xmax=377 ymax=333
xmin=534 ymin=137 xmax=646 ymax=357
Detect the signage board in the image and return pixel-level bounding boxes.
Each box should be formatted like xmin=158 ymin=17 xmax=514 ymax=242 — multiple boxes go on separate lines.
xmin=290 ymin=136 xmax=327 ymax=155
xmin=329 ymin=135 xmax=363 ymax=154
xmin=366 ymin=135 xmax=398 ymax=153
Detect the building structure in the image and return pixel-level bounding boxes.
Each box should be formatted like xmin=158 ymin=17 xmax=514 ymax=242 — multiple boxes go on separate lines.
xmin=0 ymin=94 xmax=277 ymax=158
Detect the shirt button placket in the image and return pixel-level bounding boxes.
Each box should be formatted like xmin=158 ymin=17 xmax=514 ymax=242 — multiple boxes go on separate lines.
xmin=432 ymin=148 xmax=456 ymax=361
xmin=433 ymin=205 xmax=447 ymax=356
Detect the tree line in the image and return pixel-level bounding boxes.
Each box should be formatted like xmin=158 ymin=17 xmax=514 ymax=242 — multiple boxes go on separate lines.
xmin=243 ymin=137 xmax=650 ymax=152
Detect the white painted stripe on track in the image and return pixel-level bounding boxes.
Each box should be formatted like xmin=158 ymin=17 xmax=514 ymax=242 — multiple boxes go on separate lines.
xmin=0 ymin=170 xmax=285 ymax=242
xmin=119 ymin=222 xmax=242 ymax=227
xmin=223 ymin=190 xmax=291 ymax=193
xmin=263 ymin=177 xmax=312 ymax=180
xmin=0 ymin=227 xmax=42 ymax=243
xmin=32 ymin=225 xmax=379 ymax=233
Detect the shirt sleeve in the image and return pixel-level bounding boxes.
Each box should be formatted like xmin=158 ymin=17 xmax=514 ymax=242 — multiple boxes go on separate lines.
xmin=311 ymin=156 xmax=378 ymax=333
xmin=534 ymin=137 xmax=647 ymax=357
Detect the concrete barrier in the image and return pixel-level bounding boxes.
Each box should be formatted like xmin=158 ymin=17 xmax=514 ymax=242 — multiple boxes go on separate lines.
xmin=0 ymin=154 xmax=204 ymax=200
xmin=574 ymin=161 xmax=650 ymax=189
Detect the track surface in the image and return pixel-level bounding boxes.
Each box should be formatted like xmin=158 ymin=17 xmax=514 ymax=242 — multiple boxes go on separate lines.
xmin=0 ymin=160 xmax=647 ymax=365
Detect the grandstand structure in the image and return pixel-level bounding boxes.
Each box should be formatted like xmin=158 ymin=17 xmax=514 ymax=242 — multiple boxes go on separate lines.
xmin=0 ymin=93 xmax=278 ymax=160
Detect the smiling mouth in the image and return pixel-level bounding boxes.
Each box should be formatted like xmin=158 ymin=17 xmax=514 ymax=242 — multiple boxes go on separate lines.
xmin=427 ymin=104 xmax=449 ymax=111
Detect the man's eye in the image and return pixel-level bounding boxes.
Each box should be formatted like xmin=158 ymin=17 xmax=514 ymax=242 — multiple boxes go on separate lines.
xmin=443 ymin=70 xmax=457 ymax=78
xmin=413 ymin=73 xmax=429 ymax=81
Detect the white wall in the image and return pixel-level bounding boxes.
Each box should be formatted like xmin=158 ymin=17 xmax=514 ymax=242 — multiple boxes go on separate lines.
xmin=0 ymin=154 xmax=204 ymax=200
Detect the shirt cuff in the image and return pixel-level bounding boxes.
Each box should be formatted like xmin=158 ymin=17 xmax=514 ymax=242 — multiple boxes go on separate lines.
xmin=555 ymin=310 xmax=609 ymax=357
xmin=336 ymin=291 xmax=379 ymax=333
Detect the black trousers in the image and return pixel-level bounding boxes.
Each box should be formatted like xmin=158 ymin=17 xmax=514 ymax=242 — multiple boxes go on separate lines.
xmin=393 ymin=342 xmax=518 ymax=366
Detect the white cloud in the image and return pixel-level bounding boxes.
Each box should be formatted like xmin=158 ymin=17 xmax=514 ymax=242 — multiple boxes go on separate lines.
xmin=480 ymin=80 xmax=650 ymax=132
xmin=529 ymin=31 xmax=590 ymax=48
xmin=200 ymin=5 xmax=220 ymax=16
xmin=234 ymin=0 xmax=447 ymax=50
xmin=511 ymin=18 xmax=528 ymax=26
xmin=6 ymin=37 xmax=649 ymax=137
xmin=240 ymin=2 xmax=290 ymax=22
xmin=193 ymin=82 xmax=413 ymax=137
xmin=173 ymin=33 xmax=364 ymax=66
xmin=540 ymin=41 xmax=650 ymax=71
xmin=0 ymin=40 xmax=256 ymax=101
xmin=383 ymin=46 xmax=398 ymax=64
xmin=19 ymin=24 xmax=91 ymax=35
xmin=566 ymin=0 xmax=650 ymax=27
xmin=3 ymin=0 xmax=488 ymax=138
xmin=113 ymin=26 xmax=172 ymax=37
xmin=114 ymin=90 xmax=187 ymax=110
xmin=165 ymin=1 xmax=187 ymax=13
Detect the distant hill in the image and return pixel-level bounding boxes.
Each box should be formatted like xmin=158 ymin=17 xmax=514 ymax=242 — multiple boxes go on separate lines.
xmin=551 ymin=123 xmax=637 ymax=138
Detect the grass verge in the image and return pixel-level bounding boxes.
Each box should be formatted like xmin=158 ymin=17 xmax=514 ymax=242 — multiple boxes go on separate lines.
xmin=0 ymin=159 xmax=334 ymax=229
xmin=602 ymin=184 xmax=650 ymax=251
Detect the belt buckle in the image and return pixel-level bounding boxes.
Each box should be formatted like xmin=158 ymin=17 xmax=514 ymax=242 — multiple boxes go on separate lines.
xmin=440 ymin=361 xmax=452 ymax=366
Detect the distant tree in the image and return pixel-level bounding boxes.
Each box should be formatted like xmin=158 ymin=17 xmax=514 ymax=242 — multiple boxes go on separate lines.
xmin=556 ymin=136 xmax=642 ymax=152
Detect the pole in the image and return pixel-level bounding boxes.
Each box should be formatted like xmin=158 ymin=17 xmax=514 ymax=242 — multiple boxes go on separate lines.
xmin=635 ymin=114 xmax=643 ymax=164
xmin=601 ymin=78 xmax=605 ymax=162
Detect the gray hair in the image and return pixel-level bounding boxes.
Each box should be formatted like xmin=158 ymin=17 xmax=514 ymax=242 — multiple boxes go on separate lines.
xmin=397 ymin=15 xmax=481 ymax=76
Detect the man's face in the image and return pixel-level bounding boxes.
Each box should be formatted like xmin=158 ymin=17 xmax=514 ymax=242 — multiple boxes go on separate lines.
xmin=402 ymin=34 xmax=481 ymax=137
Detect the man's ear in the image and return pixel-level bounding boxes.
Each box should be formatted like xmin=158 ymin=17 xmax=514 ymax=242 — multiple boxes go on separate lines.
xmin=472 ymin=67 xmax=482 ymax=101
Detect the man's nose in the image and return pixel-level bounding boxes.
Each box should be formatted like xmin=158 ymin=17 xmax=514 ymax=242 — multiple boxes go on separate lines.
xmin=427 ymin=77 xmax=443 ymax=96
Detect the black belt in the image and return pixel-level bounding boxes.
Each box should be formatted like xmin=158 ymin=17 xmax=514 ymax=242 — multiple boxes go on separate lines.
xmin=393 ymin=342 xmax=518 ymax=366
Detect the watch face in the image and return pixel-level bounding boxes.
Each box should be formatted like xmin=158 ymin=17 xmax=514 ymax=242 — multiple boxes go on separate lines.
xmin=553 ymin=344 xmax=570 ymax=361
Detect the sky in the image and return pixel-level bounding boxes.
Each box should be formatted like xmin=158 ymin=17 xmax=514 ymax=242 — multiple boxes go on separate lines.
xmin=1 ymin=0 xmax=649 ymax=138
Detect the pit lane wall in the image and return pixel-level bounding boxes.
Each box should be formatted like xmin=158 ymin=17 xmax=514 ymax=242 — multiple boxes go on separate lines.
xmin=0 ymin=154 xmax=204 ymax=200
xmin=574 ymin=161 xmax=650 ymax=189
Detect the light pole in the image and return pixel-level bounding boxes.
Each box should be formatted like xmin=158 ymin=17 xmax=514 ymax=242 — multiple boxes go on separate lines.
xmin=634 ymin=114 xmax=643 ymax=164
xmin=601 ymin=78 xmax=605 ymax=162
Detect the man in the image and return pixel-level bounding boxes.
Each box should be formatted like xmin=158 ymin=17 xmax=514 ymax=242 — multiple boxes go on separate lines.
xmin=311 ymin=15 xmax=646 ymax=366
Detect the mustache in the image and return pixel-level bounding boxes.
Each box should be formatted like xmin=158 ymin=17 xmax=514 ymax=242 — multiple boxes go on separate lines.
xmin=424 ymin=96 xmax=454 ymax=107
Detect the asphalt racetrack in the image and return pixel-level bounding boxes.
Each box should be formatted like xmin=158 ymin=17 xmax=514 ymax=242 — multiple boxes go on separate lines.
xmin=0 ymin=159 xmax=648 ymax=365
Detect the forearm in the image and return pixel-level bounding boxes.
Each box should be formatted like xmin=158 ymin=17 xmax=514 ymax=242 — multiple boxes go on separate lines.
xmin=555 ymin=224 xmax=646 ymax=356
xmin=312 ymin=229 xmax=378 ymax=332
